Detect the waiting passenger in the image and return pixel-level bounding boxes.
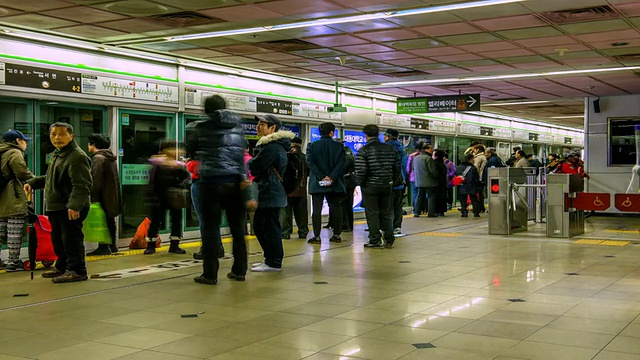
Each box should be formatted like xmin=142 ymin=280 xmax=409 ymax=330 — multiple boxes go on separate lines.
xmin=324 ymin=138 xmax=356 ymax=234
xmin=25 ymin=123 xmax=92 ymax=283
xmin=527 ymin=154 xmax=543 ymax=169
xmin=86 ymin=134 xmax=122 ymax=256
xmin=473 ymin=144 xmax=487 ymax=213
xmin=413 ymin=143 xmax=438 ymax=217
xmin=514 ymin=150 xmax=530 ymax=168
xmin=444 ymin=152 xmax=456 ymax=211
xmin=0 ymin=130 xmax=34 ymax=271
xmin=306 ymin=122 xmax=345 ymax=244
xmin=144 ymin=140 xmax=190 ymax=255
xmin=406 ymin=142 xmax=424 ymax=213
xmin=383 ymin=128 xmax=407 ymax=234
xmin=249 ymin=114 xmax=295 ymax=272
xmin=558 ymin=151 xmax=590 ymax=179
xmin=456 ymin=153 xmax=482 ymax=218
xmin=355 ymin=124 xmax=398 ymax=249
xmin=433 ymin=150 xmax=448 ymax=217
xmin=506 ymin=146 xmax=521 ymax=167
xmin=280 ymin=136 xmax=309 ymax=240
xmin=483 ymin=147 xmax=505 ymax=185
xmin=546 ymin=153 xmax=562 ymax=173
xmin=186 ymin=95 xmax=248 ymax=284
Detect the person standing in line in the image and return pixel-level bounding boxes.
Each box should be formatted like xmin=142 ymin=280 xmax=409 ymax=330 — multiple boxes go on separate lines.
xmin=86 ymin=134 xmax=122 ymax=256
xmin=0 ymin=130 xmax=34 ymax=271
xmin=433 ymin=150 xmax=448 ymax=217
xmin=514 ymin=149 xmax=530 ymax=168
xmin=244 ymin=145 xmax=256 ymax=236
xmin=280 ymin=136 xmax=309 ymax=240
xmin=306 ymin=122 xmax=345 ymax=244
xmin=444 ymin=153 xmax=456 ymax=211
xmin=25 ymin=123 xmax=92 ymax=283
xmin=355 ymin=124 xmax=398 ymax=249
xmin=341 ymin=140 xmax=356 ymax=233
xmin=406 ymin=143 xmax=423 ymax=214
xmin=144 ymin=140 xmax=190 ymax=255
xmin=473 ymin=144 xmax=487 ymax=212
xmin=456 ymin=153 xmax=482 ymax=218
xmin=383 ymin=129 xmax=407 ymax=234
xmin=186 ymin=95 xmax=248 ymax=284
xmin=483 ymin=147 xmax=505 ymax=185
xmin=248 ymin=114 xmax=294 ymax=272
xmin=506 ymin=146 xmax=521 ymax=167
xmin=413 ymin=143 xmax=438 ymax=217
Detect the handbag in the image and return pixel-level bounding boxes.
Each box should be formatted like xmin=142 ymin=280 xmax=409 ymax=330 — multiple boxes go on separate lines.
xmin=84 ymin=203 xmax=111 ymax=244
xmin=452 ymin=166 xmax=473 ymax=187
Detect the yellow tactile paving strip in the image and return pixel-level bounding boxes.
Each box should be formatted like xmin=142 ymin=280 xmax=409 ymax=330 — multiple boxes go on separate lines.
xmin=416 ymin=232 xmax=463 ymax=237
xmin=574 ymin=239 xmax=630 ymax=246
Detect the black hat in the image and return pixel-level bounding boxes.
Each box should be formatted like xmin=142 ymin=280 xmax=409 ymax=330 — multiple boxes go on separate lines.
xmin=291 ymin=136 xmax=302 ymax=145
xmin=255 ymin=114 xmax=282 ymax=130
xmin=2 ymin=130 xmax=31 ymax=142
xmin=384 ymin=129 xmax=399 ymax=138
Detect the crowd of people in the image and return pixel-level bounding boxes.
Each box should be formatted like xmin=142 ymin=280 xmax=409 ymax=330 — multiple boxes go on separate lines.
xmin=0 ymin=95 xmax=590 ymax=284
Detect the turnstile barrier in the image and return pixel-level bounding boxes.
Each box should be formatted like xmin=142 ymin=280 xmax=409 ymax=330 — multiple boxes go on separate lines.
xmin=546 ymin=174 xmax=585 ymax=238
xmin=488 ymin=167 xmax=529 ymax=235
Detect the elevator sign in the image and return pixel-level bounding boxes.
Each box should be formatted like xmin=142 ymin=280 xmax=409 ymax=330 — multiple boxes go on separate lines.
xmin=397 ymin=94 xmax=481 ymax=114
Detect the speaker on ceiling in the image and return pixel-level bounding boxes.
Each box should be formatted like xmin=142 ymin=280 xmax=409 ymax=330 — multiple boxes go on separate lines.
xmin=593 ymin=99 xmax=601 ymax=113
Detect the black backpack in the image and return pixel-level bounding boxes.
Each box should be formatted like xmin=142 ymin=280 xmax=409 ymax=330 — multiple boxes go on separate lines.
xmin=274 ymin=151 xmax=304 ymax=194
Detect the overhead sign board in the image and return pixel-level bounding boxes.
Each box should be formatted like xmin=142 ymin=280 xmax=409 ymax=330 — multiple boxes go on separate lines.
xmin=257 ymin=97 xmax=292 ymax=116
xmin=1 ymin=62 xmax=81 ymax=93
xmin=397 ymin=94 xmax=481 ymax=114
xmin=480 ymin=126 xmax=494 ymax=137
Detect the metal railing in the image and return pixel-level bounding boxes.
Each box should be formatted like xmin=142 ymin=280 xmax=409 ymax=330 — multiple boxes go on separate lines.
xmin=521 ymin=167 xmax=546 ymax=223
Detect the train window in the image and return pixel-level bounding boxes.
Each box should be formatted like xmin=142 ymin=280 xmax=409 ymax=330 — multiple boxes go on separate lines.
xmin=609 ymin=118 xmax=640 ymax=166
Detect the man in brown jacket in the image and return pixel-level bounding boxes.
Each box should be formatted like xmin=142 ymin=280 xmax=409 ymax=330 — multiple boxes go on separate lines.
xmin=25 ymin=122 xmax=92 ymax=283
xmin=87 ymin=134 xmax=122 ymax=256
xmin=0 ymin=130 xmax=34 ymax=271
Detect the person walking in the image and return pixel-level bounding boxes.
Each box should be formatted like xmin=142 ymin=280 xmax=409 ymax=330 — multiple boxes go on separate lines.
xmin=25 ymin=123 xmax=92 ymax=283
xmin=280 ymin=136 xmax=309 ymax=240
xmin=86 ymin=134 xmax=122 ymax=256
xmin=383 ymin=129 xmax=407 ymax=234
xmin=306 ymin=122 xmax=345 ymax=244
xmin=186 ymin=95 xmax=248 ymax=284
xmin=248 ymin=114 xmax=295 ymax=272
xmin=356 ymin=125 xmax=399 ymax=249
xmin=0 ymin=130 xmax=34 ymax=271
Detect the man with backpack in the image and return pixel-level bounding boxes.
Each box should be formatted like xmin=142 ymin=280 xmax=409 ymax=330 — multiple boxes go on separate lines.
xmin=248 ymin=114 xmax=295 ymax=272
xmin=306 ymin=122 xmax=345 ymax=244
xmin=280 ymin=136 xmax=309 ymax=240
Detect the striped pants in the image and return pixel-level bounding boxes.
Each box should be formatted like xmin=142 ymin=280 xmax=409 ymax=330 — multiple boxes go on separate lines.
xmin=0 ymin=217 xmax=25 ymax=263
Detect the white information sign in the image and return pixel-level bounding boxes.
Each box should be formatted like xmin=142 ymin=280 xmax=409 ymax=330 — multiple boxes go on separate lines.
xmin=377 ymin=113 xmax=411 ymax=128
xmin=459 ymin=123 xmax=481 ymax=135
xmin=494 ymin=128 xmax=512 ymax=139
xmin=122 ymin=164 xmax=152 ymax=185
xmin=292 ymin=102 xmax=340 ymax=120
xmin=82 ymin=75 xmax=178 ymax=103
xmin=185 ymin=88 xmax=257 ymax=112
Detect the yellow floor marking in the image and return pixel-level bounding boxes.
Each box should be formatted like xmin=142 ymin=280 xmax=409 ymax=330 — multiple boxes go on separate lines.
xmin=574 ymin=239 xmax=604 ymax=245
xmin=574 ymin=239 xmax=630 ymax=246
xmin=600 ymin=240 xmax=630 ymax=246
xmin=417 ymin=232 xmax=462 ymax=237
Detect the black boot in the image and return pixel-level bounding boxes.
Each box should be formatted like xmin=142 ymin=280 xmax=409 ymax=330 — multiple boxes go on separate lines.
xmin=143 ymin=239 xmax=156 ymax=255
xmin=87 ymin=243 xmax=111 ymax=256
xmin=109 ymin=244 xmax=119 ymax=253
xmin=193 ymin=246 xmax=204 ymax=260
xmin=218 ymin=244 xmax=225 ymax=258
xmin=168 ymin=237 xmax=186 ymax=254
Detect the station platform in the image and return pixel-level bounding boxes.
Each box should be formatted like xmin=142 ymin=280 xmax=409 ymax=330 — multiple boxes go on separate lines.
xmin=1 ymin=214 xmax=640 ymax=360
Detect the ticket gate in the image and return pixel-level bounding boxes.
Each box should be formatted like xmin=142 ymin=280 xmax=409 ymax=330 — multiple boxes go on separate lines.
xmin=488 ymin=167 xmax=529 ymax=235
xmin=546 ymin=174 xmax=585 ymax=238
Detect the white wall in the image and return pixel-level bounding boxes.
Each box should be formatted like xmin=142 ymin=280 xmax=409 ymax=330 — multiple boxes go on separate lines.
xmin=585 ymin=95 xmax=640 ymax=207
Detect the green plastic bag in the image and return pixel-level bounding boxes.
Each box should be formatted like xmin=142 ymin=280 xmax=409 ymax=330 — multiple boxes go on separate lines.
xmin=84 ymin=203 xmax=111 ymax=244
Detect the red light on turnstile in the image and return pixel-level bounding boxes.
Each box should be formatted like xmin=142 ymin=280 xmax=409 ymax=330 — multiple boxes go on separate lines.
xmin=491 ymin=179 xmax=500 ymax=194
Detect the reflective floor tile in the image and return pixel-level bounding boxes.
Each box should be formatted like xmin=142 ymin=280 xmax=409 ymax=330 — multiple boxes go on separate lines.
xmin=563 ymin=305 xmax=639 ymax=322
xmin=101 ymin=311 xmax=178 ymax=327
xmin=593 ymin=351 xmax=640 ymax=360
xmin=148 ymin=317 xmax=234 ymax=335
xmin=501 ymin=301 xmax=574 ymax=316
xmin=323 ymin=337 xmax=416 ymax=360
xmin=337 ymin=308 xmax=412 ymax=324
xmin=503 ymin=341 xmax=599 ymax=360
xmin=359 ymin=324 xmax=449 ymax=344
xmin=230 ymin=343 xmax=315 ymax=360
xmin=397 ymin=348 xmax=495 ymax=360
xmin=247 ymin=312 xmax=327 ymax=329
xmin=284 ymin=302 xmax=358 ymax=317
xmin=97 ymin=328 xmax=191 ymax=349
xmin=456 ymin=319 xmax=541 ymax=340
xmin=621 ymin=324 xmax=640 ymax=338
xmin=232 ymin=298 xmax=305 ymax=312
xmin=300 ymin=318 xmax=383 ymax=337
xmin=605 ymin=336 xmax=640 ymax=354
xmin=262 ymin=329 xmax=353 ymax=352
xmin=431 ymin=332 xmax=519 ymax=357
xmin=115 ymin=351 xmax=201 ymax=360
xmin=393 ymin=314 xmax=472 ymax=331
xmin=203 ymin=323 xmax=290 ymax=342
xmin=150 ymin=335 xmax=249 ymax=358
xmin=2 ymin=334 xmax=83 ymax=358
xmin=547 ymin=316 xmax=629 ymax=335
xmin=526 ymin=327 xmax=614 ymax=349
xmin=37 ymin=342 xmax=139 ymax=360
xmin=480 ymin=310 xmax=559 ymax=327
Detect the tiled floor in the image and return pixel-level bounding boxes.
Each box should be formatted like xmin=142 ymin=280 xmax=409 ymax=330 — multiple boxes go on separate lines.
xmin=1 ymin=214 xmax=640 ymax=360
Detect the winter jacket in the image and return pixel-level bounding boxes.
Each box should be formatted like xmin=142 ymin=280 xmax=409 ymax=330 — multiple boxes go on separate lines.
xmin=147 ymin=157 xmax=190 ymax=207
xmin=90 ymin=149 xmax=123 ymax=219
xmin=288 ymin=144 xmax=309 ymax=198
xmin=474 ymin=153 xmax=487 ymax=181
xmin=413 ymin=151 xmax=438 ymax=188
xmin=0 ymin=142 xmax=34 ymax=217
xmin=355 ymin=138 xmax=398 ymax=190
xmin=483 ymin=154 xmax=505 ymax=184
xmin=529 ymin=158 xmax=543 ymax=169
xmin=306 ymin=136 xmax=346 ymax=194
xmin=185 ymin=110 xmax=247 ymax=184
xmin=249 ymin=130 xmax=295 ymax=208
xmin=445 ymin=159 xmax=456 ymax=188
xmin=343 ymin=146 xmax=356 ymax=189
xmin=386 ymin=139 xmax=407 ymax=190
xmin=514 ymin=157 xmax=530 ymax=168
xmin=28 ymin=140 xmax=92 ymax=212
xmin=435 ymin=160 xmax=447 ymax=196
xmin=456 ymin=161 xmax=480 ymax=195
xmin=406 ymin=151 xmax=420 ymax=183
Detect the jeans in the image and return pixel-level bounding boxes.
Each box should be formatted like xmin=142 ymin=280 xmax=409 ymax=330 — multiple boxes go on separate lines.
xmin=192 ymin=181 xmax=222 ymax=245
xmin=414 ymin=187 xmax=427 ymax=216
xmin=362 ymin=187 xmax=394 ymax=244
xmin=312 ymin=193 xmax=344 ymax=237
xmin=148 ymin=204 xmax=182 ymax=239
xmin=447 ymin=187 xmax=454 ymax=207
xmin=280 ymin=196 xmax=309 ymax=237
xmin=392 ymin=189 xmax=404 ymax=230
xmin=199 ymin=182 xmax=247 ymax=280
xmin=48 ymin=206 xmax=90 ymax=275
xmin=254 ymin=207 xmax=284 ymax=268
xmin=410 ymin=181 xmax=417 ymax=211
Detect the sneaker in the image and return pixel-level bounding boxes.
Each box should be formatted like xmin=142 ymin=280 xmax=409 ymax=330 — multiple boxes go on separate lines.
xmin=87 ymin=244 xmax=111 ymax=256
xmin=329 ymin=235 xmax=342 ymax=243
xmin=0 ymin=260 xmax=7 ymax=269
xmin=227 ymin=272 xmax=246 ymax=281
xmin=51 ymin=270 xmax=88 ymax=283
xmin=307 ymin=237 xmax=321 ymax=245
xmin=42 ymin=269 xmax=65 ymax=278
xmin=250 ymin=263 xmax=281 ymax=272
xmin=393 ymin=228 xmax=401 ymax=235
xmin=251 ymin=260 xmax=264 ymax=268
xmin=5 ymin=261 xmax=24 ymax=272
xmin=298 ymin=233 xmax=308 ymax=239
xmin=364 ymin=242 xmax=384 ymax=249
xmin=194 ymin=275 xmax=217 ymax=285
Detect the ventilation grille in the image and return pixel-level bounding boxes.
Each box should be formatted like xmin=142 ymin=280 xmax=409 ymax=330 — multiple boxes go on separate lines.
xmin=540 ymin=5 xmax=618 ymax=24
xmin=258 ymin=39 xmax=320 ymax=52
xmin=147 ymin=11 xmax=224 ymax=27
xmin=439 ymin=83 xmax=474 ymax=88
xmin=385 ymin=70 xmax=430 ymax=77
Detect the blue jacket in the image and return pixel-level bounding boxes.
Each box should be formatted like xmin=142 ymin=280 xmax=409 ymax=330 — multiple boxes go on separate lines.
xmin=386 ymin=139 xmax=407 ymax=190
xmin=249 ymin=130 xmax=295 ymax=208
xmin=306 ymin=136 xmax=346 ymax=194
xmin=483 ymin=154 xmax=505 ymax=184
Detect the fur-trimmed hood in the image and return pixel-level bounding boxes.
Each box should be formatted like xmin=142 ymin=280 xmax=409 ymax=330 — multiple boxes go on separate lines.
xmin=256 ymin=130 xmax=295 ymax=146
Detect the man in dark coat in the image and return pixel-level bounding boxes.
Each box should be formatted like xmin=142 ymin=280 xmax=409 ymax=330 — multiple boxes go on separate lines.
xmin=280 ymin=136 xmax=309 ymax=240
xmin=413 ymin=144 xmax=438 ymax=217
xmin=86 ymin=134 xmax=122 ymax=256
xmin=483 ymin=147 xmax=505 ymax=185
xmin=306 ymin=122 xmax=345 ymax=244
xmin=186 ymin=95 xmax=248 ymax=284
xmin=249 ymin=114 xmax=295 ymax=272
xmin=25 ymin=122 xmax=92 ymax=283
xmin=355 ymin=124 xmax=399 ymax=249
xmin=383 ymin=129 xmax=407 ymax=234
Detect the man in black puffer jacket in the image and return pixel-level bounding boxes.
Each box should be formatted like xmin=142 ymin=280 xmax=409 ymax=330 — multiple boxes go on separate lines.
xmin=185 ymin=95 xmax=248 ymax=285
xmin=355 ymin=124 xmax=399 ymax=249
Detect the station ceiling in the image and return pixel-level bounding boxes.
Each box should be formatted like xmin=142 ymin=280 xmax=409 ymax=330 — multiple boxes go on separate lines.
xmin=2 ymin=0 xmax=640 ymax=128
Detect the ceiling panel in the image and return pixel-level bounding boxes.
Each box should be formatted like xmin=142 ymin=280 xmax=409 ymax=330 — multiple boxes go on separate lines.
xmin=254 ymin=0 xmax=346 ymax=16
xmin=473 ymin=15 xmax=546 ymax=31
xmin=305 ymin=35 xmax=368 ymax=47
xmin=558 ymin=19 xmax=631 ymax=35
xmin=42 ymin=6 xmax=127 ymax=22
xmin=55 ymin=25 xmax=127 ymax=38
xmin=412 ymin=22 xmax=482 ymax=36
xmin=199 ymin=5 xmax=282 ymax=22
xmin=0 ymin=0 xmax=71 ymax=11
xmin=333 ymin=43 xmax=395 ymax=54
xmin=356 ymin=29 xmax=419 ymax=42
xmin=328 ymin=19 xmax=400 ymax=33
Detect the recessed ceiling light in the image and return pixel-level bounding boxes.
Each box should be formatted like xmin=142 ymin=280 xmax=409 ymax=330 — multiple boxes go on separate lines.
xmin=550 ymin=115 xmax=584 ymax=119
xmin=611 ymin=42 xmax=629 ymax=47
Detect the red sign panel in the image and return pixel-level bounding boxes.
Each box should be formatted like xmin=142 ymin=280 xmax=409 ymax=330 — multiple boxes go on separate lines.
xmin=615 ymin=194 xmax=640 ymax=213
xmin=574 ymin=193 xmax=611 ymax=211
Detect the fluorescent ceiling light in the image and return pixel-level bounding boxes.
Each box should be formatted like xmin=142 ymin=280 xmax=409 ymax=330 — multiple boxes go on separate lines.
xmin=550 ymin=115 xmax=585 ymax=119
xmin=483 ymin=101 xmax=551 ymax=106
xmin=166 ymin=0 xmax=524 ymax=42
xmin=376 ymin=66 xmax=640 ymax=87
